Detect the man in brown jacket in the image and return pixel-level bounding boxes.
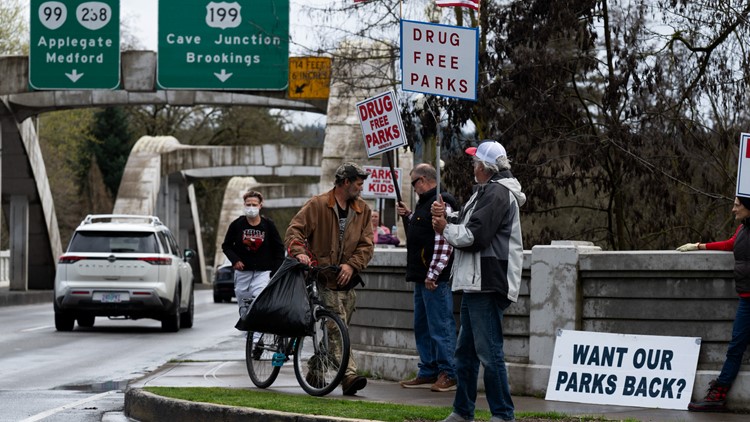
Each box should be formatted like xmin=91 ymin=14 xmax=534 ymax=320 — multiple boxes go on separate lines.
xmin=285 ymin=161 xmax=375 ymax=396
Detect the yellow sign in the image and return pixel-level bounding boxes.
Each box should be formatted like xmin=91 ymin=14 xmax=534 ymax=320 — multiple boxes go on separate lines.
xmin=288 ymin=57 xmax=331 ymax=99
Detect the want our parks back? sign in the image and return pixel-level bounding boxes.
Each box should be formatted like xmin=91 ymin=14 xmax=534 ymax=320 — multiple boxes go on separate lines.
xmin=546 ymin=329 xmax=700 ymax=410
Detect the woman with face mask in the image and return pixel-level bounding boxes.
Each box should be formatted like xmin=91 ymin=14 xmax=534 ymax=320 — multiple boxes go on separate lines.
xmin=221 ymin=190 xmax=285 ymax=318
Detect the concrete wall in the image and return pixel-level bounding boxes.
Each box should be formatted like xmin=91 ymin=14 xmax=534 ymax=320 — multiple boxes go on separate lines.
xmin=355 ymin=245 xmax=750 ymax=409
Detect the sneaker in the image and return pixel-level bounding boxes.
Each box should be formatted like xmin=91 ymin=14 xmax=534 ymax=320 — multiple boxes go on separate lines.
xmin=688 ymin=379 xmax=730 ymax=412
xmin=399 ymin=375 xmax=438 ymax=389
xmin=342 ymin=375 xmax=367 ymax=396
xmin=431 ymin=373 xmax=457 ymax=392
xmin=305 ymin=371 xmax=325 ymax=389
xmin=439 ymin=412 xmax=474 ymax=422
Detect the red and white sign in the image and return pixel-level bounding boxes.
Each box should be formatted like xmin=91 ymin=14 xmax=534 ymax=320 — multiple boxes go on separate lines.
xmin=362 ymin=166 xmax=402 ymax=199
xmin=356 ymin=91 xmax=407 ymax=158
xmin=737 ymin=133 xmax=750 ymax=197
xmin=400 ymin=19 xmax=478 ymax=101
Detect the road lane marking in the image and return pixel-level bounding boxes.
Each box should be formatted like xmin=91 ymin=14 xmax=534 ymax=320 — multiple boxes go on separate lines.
xmin=204 ymin=361 xmax=230 ymax=382
xmin=20 ymin=325 xmax=54 ymax=332
xmin=19 ymin=390 xmax=118 ymax=422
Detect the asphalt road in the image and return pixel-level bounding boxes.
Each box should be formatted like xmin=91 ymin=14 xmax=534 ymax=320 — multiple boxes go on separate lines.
xmin=0 ymin=289 xmax=242 ymax=422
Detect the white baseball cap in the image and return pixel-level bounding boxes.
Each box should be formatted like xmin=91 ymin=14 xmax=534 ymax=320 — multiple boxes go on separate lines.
xmin=465 ymin=141 xmax=507 ymax=162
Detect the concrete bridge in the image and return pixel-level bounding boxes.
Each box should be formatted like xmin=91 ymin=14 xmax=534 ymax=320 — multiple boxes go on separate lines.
xmin=0 ymin=45 xmax=412 ymax=291
xmin=0 ymin=51 xmax=327 ymax=290
xmin=114 ymin=136 xmax=322 ymax=285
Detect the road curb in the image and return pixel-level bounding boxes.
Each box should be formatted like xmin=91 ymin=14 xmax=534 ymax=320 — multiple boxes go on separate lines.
xmin=124 ymin=388 xmax=379 ymax=422
xmin=0 ymin=289 xmax=52 ymax=307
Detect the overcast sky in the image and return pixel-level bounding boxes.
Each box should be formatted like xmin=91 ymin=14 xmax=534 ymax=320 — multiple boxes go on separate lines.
xmin=121 ymin=0 xmax=322 ymax=53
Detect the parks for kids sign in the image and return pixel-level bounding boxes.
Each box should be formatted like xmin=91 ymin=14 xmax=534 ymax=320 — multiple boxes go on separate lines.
xmin=736 ymin=132 xmax=750 ymax=197
xmin=356 ymin=91 xmax=406 ymax=158
xmin=362 ymin=166 xmax=402 ymax=199
xmin=546 ymin=330 xmax=700 ymax=410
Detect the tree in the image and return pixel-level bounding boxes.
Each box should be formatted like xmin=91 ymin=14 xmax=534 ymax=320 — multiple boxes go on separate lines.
xmin=88 ymin=107 xmax=134 ymax=198
xmin=419 ymin=0 xmax=750 ymax=250
xmin=38 ymin=109 xmax=97 ymax=244
xmin=0 ymin=0 xmax=28 ymax=55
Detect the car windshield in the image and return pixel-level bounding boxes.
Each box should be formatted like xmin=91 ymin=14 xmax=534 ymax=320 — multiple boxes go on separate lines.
xmin=68 ymin=231 xmax=160 ymax=253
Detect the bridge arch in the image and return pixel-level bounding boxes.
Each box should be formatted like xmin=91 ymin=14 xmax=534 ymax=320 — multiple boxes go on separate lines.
xmin=0 ymin=51 xmax=327 ymax=290
xmin=115 ymin=136 xmax=322 ymax=284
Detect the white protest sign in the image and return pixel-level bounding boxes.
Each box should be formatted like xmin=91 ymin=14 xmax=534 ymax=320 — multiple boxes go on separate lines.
xmin=736 ymin=133 xmax=750 ymax=197
xmin=400 ymin=19 xmax=478 ymax=101
xmin=362 ymin=166 xmax=402 ymax=199
xmin=546 ymin=329 xmax=700 ymax=410
xmin=356 ymin=91 xmax=406 ymax=158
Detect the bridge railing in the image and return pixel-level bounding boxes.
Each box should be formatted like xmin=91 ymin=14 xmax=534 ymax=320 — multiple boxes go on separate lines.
xmin=0 ymin=250 xmax=9 ymax=284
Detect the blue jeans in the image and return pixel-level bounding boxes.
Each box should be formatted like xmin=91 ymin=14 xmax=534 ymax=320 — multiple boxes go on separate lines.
xmin=413 ymin=282 xmax=457 ymax=379
xmin=717 ymin=297 xmax=750 ymax=386
xmin=452 ymin=292 xmax=514 ymax=421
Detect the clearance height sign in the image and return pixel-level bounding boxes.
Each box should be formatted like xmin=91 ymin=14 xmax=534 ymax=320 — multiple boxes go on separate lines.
xmin=362 ymin=166 xmax=402 ymax=199
xmin=546 ymin=330 xmax=700 ymax=410
xmin=356 ymin=91 xmax=406 ymax=158
xmin=400 ymin=19 xmax=478 ymax=101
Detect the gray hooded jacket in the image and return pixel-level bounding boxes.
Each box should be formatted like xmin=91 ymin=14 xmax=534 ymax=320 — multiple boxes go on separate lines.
xmin=443 ymin=170 xmax=526 ymax=301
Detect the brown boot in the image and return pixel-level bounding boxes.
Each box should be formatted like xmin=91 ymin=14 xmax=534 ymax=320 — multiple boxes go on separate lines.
xmin=342 ymin=375 xmax=367 ymax=396
xmin=688 ymin=380 xmax=729 ymax=412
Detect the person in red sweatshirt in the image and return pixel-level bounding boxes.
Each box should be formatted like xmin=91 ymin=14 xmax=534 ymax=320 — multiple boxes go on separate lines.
xmin=677 ymin=196 xmax=750 ymax=412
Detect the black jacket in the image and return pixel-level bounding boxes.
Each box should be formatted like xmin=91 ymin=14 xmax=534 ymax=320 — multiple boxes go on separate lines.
xmin=734 ymin=221 xmax=750 ymax=295
xmin=404 ymin=187 xmax=458 ymax=283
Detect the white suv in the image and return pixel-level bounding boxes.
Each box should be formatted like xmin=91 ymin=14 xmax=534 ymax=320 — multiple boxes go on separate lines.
xmin=53 ymin=214 xmax=195 ymax=332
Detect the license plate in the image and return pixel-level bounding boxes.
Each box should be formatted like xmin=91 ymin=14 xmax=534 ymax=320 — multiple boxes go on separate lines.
xmin=93 ymin=292 xmax=130 ymax=303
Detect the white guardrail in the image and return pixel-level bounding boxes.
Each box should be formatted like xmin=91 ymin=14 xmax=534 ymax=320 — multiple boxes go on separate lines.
xmin=0 ymin=250 xmax=9 ymax=284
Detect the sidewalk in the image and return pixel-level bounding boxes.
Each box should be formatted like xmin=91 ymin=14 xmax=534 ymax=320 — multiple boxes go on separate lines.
xmin=126 ymin=334 xmax=749 ymax=422
xmin=3 ymin=287 xmax=747 ymax=421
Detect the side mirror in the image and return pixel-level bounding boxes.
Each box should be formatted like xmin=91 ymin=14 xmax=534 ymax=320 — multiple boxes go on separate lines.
xmin=184 ymin=249 xmax=195 ymax=261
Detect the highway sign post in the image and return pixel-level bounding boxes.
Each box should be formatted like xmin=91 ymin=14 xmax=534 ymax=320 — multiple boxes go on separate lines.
xmin=29 ymin=0 xmax=120 ymax=90
xmin=158 ymin=0 xmax=289 ymax=90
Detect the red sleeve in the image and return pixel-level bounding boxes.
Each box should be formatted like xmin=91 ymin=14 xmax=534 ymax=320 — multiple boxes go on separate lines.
xmin=704 ymin=225 xmax=742 ymax=251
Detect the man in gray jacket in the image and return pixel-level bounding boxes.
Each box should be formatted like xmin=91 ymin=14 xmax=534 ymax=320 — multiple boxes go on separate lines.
xmin=431 ymin=140 xmax=526 ymax=422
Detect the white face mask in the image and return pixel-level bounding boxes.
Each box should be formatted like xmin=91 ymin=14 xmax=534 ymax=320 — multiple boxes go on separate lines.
xmin=244 ymin=206 xmax=259 ymax=218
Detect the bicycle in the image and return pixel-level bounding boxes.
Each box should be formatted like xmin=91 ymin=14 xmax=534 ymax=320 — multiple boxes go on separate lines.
xmin=244 ymin=264 xmax=351 ymax=396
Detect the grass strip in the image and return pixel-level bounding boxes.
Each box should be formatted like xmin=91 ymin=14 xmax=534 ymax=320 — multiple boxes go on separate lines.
xmin=144 ymin=386 xmax=610 ymax=421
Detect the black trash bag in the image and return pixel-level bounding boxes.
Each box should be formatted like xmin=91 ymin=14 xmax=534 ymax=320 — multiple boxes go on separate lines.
xmin=235 ymin=257 xmax=313 ymax=337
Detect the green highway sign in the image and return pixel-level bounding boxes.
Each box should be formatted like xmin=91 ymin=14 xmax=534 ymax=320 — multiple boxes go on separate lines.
xmin=158 ymin=0 xmax=289 ymax=90
xmin=29 ymin=0 xmax=120 ymax=90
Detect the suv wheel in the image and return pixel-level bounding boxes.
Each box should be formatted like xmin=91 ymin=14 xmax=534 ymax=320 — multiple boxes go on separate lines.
xmin=161 ymin=288 xmax=181 ymax=333
xmin=55 ymin=311 xmax=75 ymax=331
xmin=77 ymin=315 xmax=95 ymax=328
xmin=180 ymin=286 xmax=194 ymax=329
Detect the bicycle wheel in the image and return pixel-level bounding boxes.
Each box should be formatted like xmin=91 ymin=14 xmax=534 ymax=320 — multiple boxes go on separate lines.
xmin=293 ymin=309 xmax=350 ymax=396
xmin=245 ymin=332 xmax=284 ymax=388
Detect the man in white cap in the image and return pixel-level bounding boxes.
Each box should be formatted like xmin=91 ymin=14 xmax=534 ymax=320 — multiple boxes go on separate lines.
xmin=431 ymin=140 xmax=526 ymax=422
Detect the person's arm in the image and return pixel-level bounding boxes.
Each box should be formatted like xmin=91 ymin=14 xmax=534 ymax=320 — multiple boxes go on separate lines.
xmin=677 ymin=225 xmax=741 ymax=252
xmin=285 ymin=199 xmax=317 ymax=263
xmin=221 ymin=220 xmax=241 ymax=265
xmin=346 ymin=208 xmax=375 ymax=272
xmin=704 ymin=225 xmax=741 ymax=251
xmin=267 ymin=219 xmax=285 ymax=271
xmin=426 ymin=205 xmax=453 ymax=283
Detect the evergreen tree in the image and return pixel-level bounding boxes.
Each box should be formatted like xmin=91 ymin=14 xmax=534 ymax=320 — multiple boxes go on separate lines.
xmin=89 ymin=107 xmax=133 ymax=198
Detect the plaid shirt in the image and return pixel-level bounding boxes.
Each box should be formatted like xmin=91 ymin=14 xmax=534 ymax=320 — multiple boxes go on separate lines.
xmin=409 ymin=204 xmax=453 ymax=282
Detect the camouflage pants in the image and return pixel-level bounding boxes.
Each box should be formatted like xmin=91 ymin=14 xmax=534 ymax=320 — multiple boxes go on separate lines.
xmin=318 ymin=285 xmax=357 ymax=377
